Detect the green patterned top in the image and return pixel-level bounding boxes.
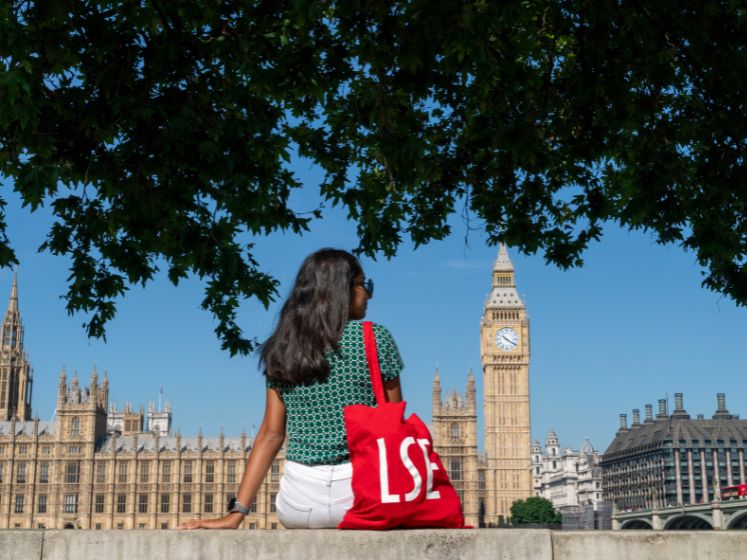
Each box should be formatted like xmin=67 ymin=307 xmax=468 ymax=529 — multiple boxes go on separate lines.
xmin=266 ymin=321 xmax=404 ymax=465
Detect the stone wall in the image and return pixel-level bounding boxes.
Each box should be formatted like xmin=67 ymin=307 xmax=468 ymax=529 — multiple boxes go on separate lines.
xmin=2 ymin=529 xmax=745 ymax=560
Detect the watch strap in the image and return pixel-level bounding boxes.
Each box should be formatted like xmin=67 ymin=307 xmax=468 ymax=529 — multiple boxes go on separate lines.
xmin=229 ymin=499 xmax=251 ymax=515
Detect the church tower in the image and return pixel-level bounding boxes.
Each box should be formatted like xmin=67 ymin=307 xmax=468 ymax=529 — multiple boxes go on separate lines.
xmin=480 ymin=245 xmax=531 ymax=525
xmin=0 ymin=271 xmax=33 ymax=420
xmin=56 ymin=367 xmax=109 ymax=444
xmin=431 ymin=368 xmax=479 ymax=527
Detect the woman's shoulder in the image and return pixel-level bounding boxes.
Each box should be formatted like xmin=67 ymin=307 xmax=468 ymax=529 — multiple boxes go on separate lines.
xmin=341 ymin=321 xmax=399 ymax=348
xmin=343 ymin=320 xmax=395 ymax=334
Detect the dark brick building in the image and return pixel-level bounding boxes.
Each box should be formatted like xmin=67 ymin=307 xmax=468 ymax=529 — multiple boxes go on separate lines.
xmin=602 ymin=393 xmax=747 ymax=511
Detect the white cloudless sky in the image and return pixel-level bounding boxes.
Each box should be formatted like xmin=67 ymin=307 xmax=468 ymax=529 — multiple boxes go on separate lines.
xmin=3 ymin=177 xmax=746 ymax=454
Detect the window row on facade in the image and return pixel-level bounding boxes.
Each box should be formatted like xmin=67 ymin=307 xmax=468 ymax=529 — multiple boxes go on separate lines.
xmin=0 ymin=459 xmax=282 ymax=485
xmin=2 ymin=491 xmax=270 ymax=515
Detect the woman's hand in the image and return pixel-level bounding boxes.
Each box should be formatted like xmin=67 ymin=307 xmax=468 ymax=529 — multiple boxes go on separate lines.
xmin=179 ymin=389 xmax=286 ymax=532
xmin=178 ymin=512 xmax=244 ymax=530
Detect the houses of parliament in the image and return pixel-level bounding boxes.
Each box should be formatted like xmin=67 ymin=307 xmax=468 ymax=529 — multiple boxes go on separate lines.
xmin=0 ymin=247 xmax=531 ymax=529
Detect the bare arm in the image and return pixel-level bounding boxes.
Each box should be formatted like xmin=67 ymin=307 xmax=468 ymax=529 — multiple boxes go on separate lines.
xmin=179 ymin=388 xmax=286 ymax=529
xmin=384 ymin=376 xmax=402 ymax=403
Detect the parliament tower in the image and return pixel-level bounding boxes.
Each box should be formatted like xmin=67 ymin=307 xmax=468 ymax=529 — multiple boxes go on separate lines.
xmin=481 ymin=245 xmax=531 ymax=525
xmin=431 ymin=368 xmax=479 ymax=527
xmin=0 ymin=271 xmax=32 ymax=421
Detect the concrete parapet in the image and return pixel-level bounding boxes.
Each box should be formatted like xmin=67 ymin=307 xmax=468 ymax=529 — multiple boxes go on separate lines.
xmin=553 ymin=531 xmax=747 ymax=560
xmin=0 ymin=530 xmax=43 ymax=560
xmin=1 ymin=529 xmax=746 ymax=560
xmin=5 ymin=529 xmax=550 ymax=560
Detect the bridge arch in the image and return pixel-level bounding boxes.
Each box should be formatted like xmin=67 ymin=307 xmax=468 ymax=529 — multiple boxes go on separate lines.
xmin=620 ymin=519 xmax=653 ymax=530
xmin=664 ymin=515 xmax=713 ymax=530
xmin=727 ymin=512 xmax=747 ymax=529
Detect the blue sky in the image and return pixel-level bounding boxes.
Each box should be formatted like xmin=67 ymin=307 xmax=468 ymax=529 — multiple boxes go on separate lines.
xmin=2 ymin=179 xmax=746 ymax=454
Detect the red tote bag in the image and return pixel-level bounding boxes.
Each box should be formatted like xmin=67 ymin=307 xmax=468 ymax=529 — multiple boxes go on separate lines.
xmin=338 ymin=322 xmax=466 ymax=529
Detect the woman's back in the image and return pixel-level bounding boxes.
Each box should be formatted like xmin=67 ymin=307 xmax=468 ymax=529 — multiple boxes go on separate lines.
xmin=270 ymin=321 xmax=403 ymax=465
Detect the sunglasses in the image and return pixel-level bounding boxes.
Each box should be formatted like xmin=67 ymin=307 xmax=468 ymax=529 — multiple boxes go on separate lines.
xmin=355 ymin=278 xmax=374 ymax=297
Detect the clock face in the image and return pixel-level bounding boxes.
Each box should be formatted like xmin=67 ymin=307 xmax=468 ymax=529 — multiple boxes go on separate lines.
xmin=495 ymin=327 xmax=519 ymax=351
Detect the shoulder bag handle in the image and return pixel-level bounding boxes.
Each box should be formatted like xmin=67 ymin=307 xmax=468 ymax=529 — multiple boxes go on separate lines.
xmin=362 ymin=321 xmax=387 ymax=406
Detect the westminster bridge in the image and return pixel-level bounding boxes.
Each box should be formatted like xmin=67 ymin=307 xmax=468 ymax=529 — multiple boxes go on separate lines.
xmin=615 ymin=498 xmax=747 ymax=530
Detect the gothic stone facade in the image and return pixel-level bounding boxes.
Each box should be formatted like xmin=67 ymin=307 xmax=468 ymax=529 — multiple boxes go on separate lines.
xmin=431 ymin=370 xmax=480 ymax=527
xmin=0 ymin=371 xmax=284 ymax=530
xmin=0 ymin=274 xmax=282 ymax=529
xmin=433 ymin=245 xmax=532 ymax=526
xmin=480 ymin=245 xmax=532 ymax=524
xmin=0 ymin=273 xmax=32 ymax=422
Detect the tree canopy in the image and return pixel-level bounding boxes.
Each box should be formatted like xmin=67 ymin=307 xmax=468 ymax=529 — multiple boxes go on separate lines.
xmin=1 ymin=1 xmax=745 ymax=353
xmin=510 ymin=496 xmax=561 ymax=525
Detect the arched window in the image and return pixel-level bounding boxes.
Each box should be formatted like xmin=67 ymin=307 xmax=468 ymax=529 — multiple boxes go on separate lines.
xmin=71 ymin=417 xmax=80 ymax=437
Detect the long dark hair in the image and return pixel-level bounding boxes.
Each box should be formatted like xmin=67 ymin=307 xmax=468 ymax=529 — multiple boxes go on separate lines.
xmin=260 ymin=248 xmax=363 ymax=385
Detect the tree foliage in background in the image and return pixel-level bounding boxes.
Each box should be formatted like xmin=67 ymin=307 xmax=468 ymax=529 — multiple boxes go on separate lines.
xmin=1 ymin=1 xmax=745 ymax=353
xmin=510 ymin=496 xmax=562 ymax=525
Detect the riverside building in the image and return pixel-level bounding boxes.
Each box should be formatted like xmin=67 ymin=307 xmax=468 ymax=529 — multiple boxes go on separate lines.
xmin=531 ymin=431 xmax=603 ymax=511
xmin=601 ymin=393 xmax=747 ymax=511
xmin=530 ymin=431 xmax=610 ymax=529
xmin=0 ymin=274 xmax=282 ymax=530
xmin=0 ymin=370 xmax=283 ymax=530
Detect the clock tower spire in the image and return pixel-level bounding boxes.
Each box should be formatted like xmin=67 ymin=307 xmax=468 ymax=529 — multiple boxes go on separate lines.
xmin=491 ymin=243 xmax=519 ymax=293
xmin=480 ymin=244 xmax=531 ymax=525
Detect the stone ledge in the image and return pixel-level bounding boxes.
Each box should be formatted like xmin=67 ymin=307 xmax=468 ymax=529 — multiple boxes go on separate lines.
xmin=1 ymin=529 xmax=745 ymax=560
xmin=553 ymin=531 xmax=747 ymax=560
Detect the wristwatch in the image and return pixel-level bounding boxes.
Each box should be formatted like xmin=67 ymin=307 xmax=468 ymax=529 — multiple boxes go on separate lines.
xmin=227 ymin=497 xmax=251 ymax=515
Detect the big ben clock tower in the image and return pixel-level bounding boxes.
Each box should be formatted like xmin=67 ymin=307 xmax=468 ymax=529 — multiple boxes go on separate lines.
xmin=481 ymin=245 xmax=531 ymax=525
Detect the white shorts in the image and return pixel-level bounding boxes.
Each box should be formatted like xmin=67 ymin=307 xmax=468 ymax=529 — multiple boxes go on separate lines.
xmin=275 ymin=460 xmax=354 ymax=529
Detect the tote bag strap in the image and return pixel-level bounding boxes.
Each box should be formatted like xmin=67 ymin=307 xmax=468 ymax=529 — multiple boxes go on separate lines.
xmin=362 ymin=321 xmax=387 ymax=406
